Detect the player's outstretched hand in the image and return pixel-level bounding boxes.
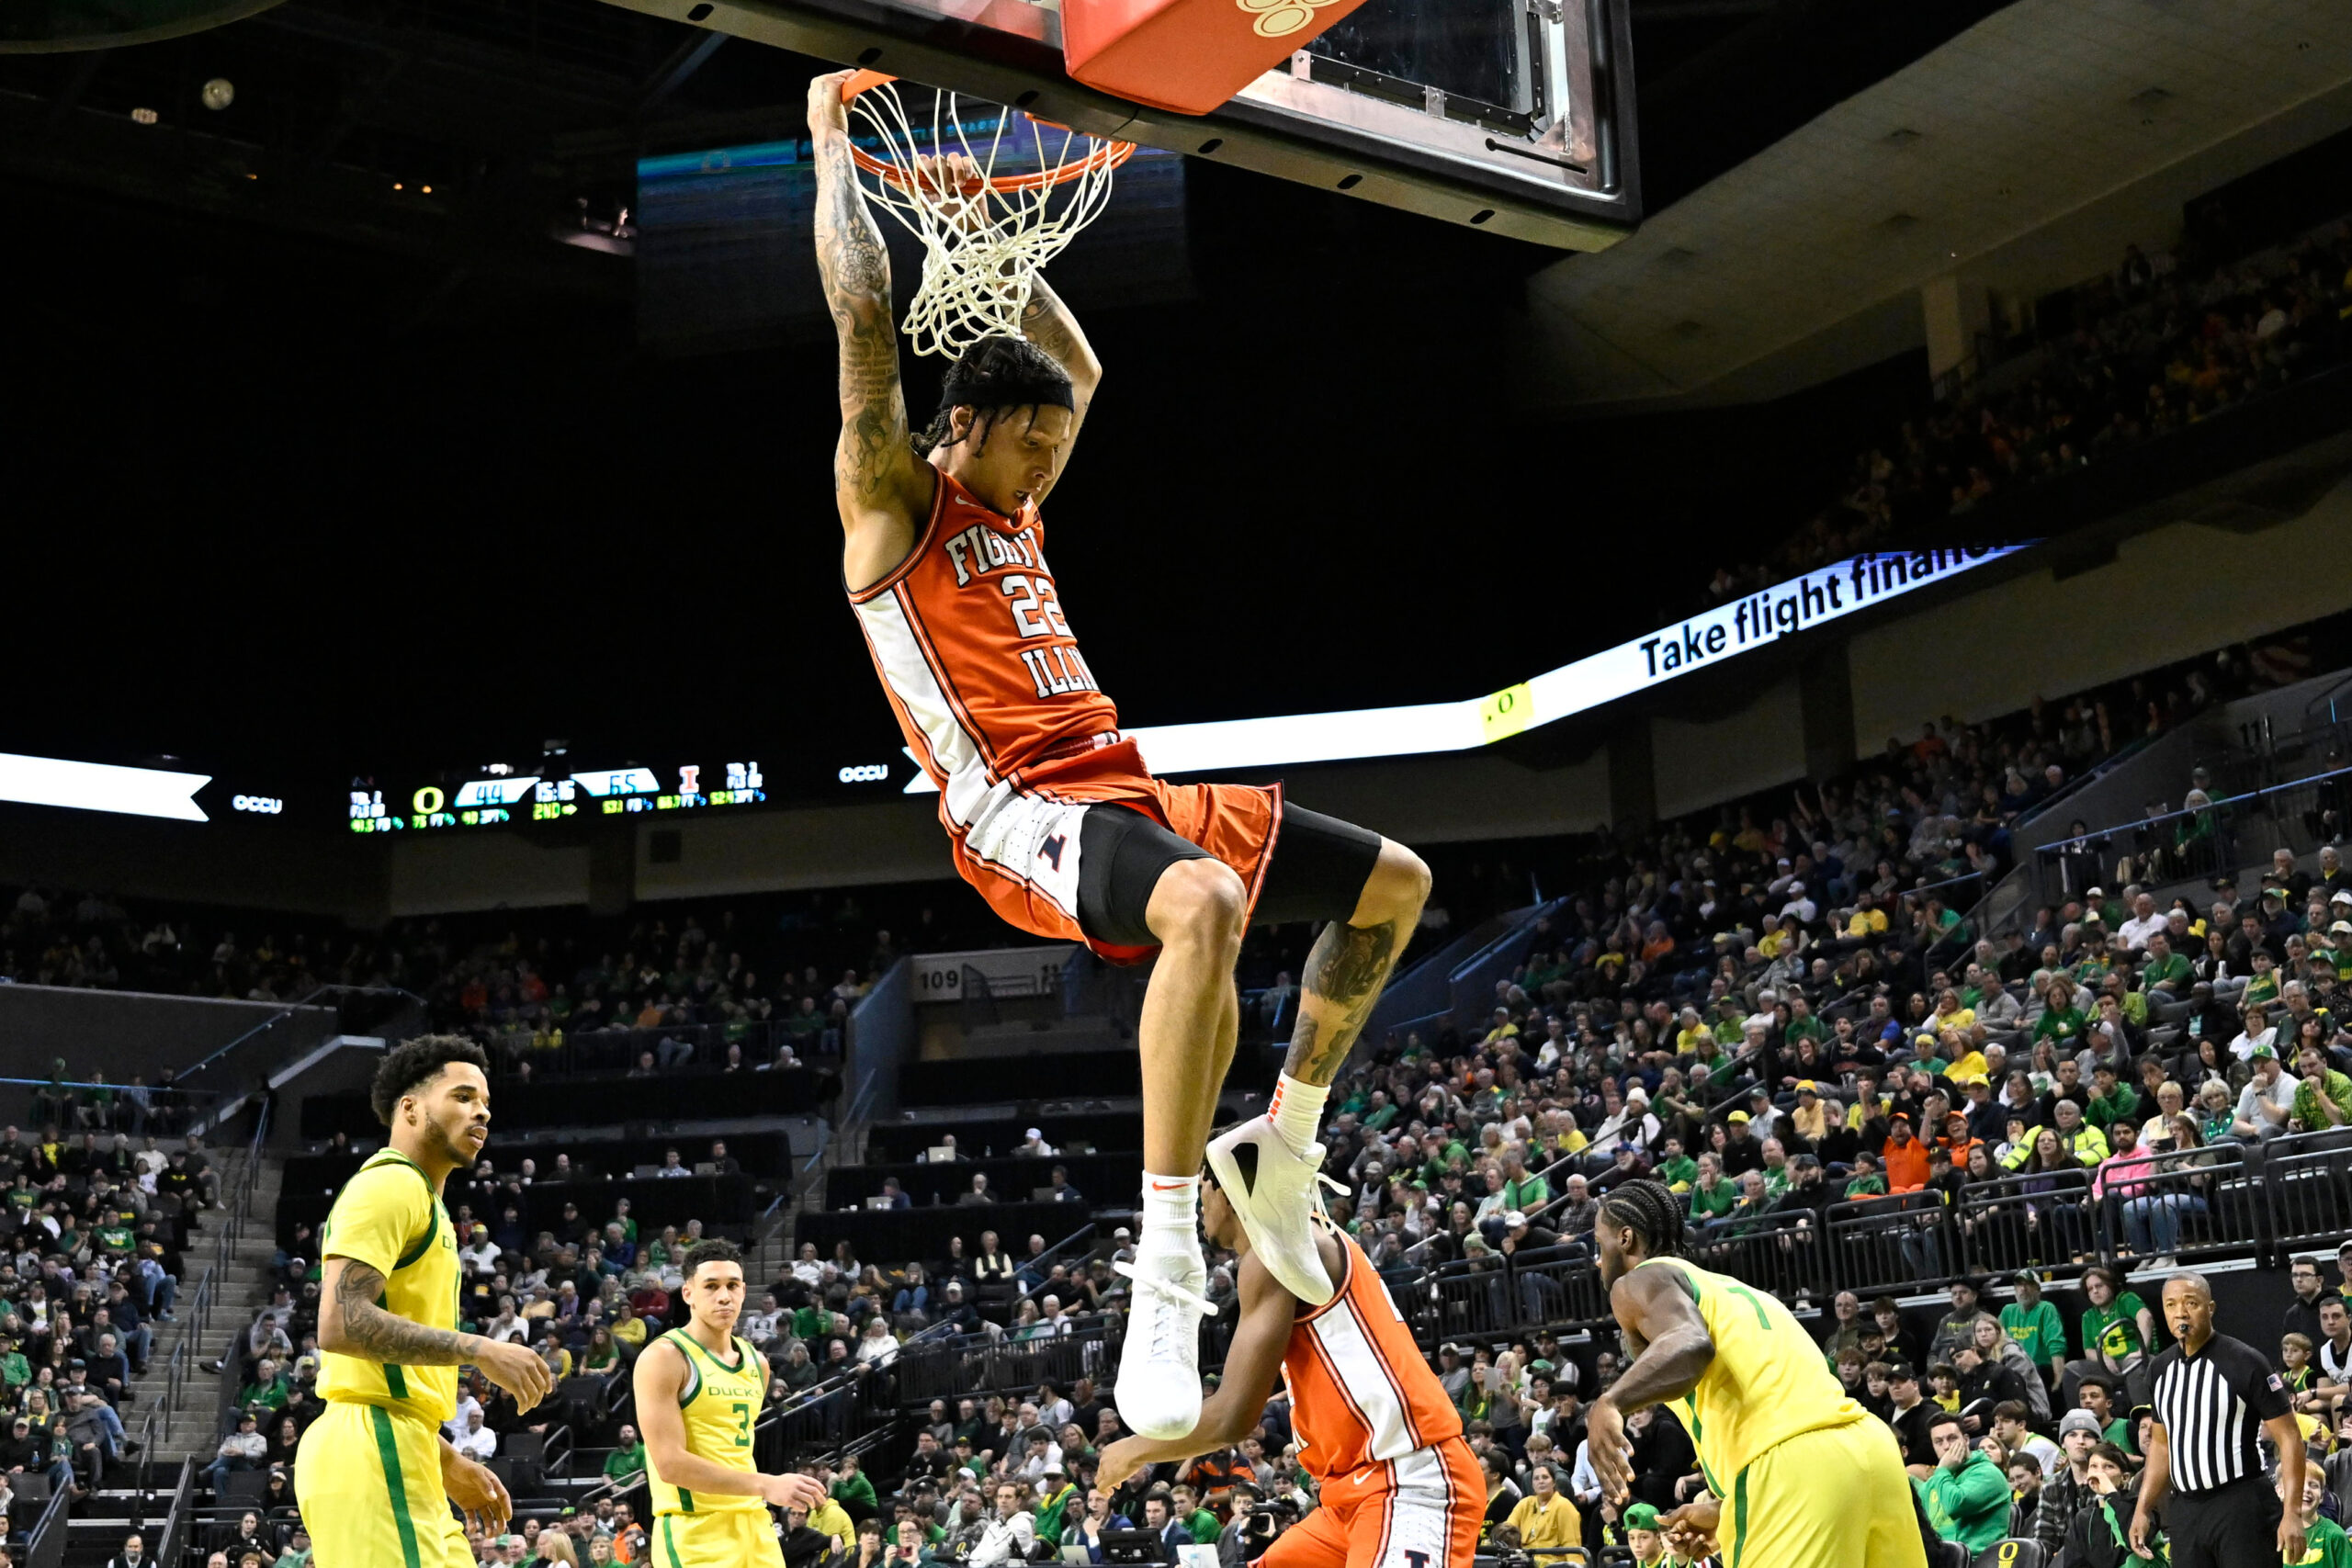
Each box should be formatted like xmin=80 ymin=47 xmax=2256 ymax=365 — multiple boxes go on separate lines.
xmin=1660 ymin=1496 xmax=1719 ymax=1559
xmin=475 ymin=1337 xmax=554 ymax=1415
xmin=1584 ymin=1397 xmax=1634 ymax=1503
xmin=761 ymin=1472 xmax=830 ymax=1511
xmin=808 ymin=69 xmax=855 ymax=138
xmin=445 ymin=1453 xmax=514 ymax=1534
xmin=1095 ymin=1437 xmax=1149 ymax=1495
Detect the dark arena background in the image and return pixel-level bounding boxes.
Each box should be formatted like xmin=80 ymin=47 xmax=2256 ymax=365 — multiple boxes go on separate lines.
xmin=6 ymin=0 xmax=2352 ymax=1564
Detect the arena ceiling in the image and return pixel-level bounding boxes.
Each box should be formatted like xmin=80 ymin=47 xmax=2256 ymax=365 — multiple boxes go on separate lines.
xmin=1521 ymin=0 xmax=2352 ymax=412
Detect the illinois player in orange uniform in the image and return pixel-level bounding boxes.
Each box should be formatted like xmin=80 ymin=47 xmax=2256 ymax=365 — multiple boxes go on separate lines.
xmin=1095 ymin=1156 xmax=1481 ymax=1568
xmin=808 ymin=69 xmax=1433 ymax=1442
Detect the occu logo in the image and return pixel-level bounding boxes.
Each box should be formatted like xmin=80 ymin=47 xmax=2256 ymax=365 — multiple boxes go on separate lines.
xmin=232 ymin=795 xmax=285 ymax=815
xmin=837 ymin=764 xmax=891 ymax=784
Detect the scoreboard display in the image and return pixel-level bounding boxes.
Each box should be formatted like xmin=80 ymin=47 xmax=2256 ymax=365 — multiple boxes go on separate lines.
xmin=346 ymin=754 xmax=906 ymax=834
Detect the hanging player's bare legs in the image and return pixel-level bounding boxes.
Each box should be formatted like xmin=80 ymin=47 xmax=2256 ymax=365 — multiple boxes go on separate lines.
xmin=1206 ymin=839 xmax=1428 ymax=1301
xmin=1136 ymin=859 xmax=1249 ymax=1173
xmin=807 ymin=66 xmax=1428 ymax=1446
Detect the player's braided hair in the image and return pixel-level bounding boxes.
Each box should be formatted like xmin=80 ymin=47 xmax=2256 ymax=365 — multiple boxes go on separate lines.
xmin=912 ymin=333 xmax=1073 ymax=457
xmin=1598 ymin=1178 xmax=1686 ymax=1259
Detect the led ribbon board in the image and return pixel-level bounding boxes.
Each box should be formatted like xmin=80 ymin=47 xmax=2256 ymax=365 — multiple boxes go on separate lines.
xmin=0 ymin=752 xmax=214 ymax=821
xmin=908 ymin=545 xmax=2030 ymax=791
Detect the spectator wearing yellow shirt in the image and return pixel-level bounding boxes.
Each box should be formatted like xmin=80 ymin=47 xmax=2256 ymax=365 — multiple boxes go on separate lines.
xmin=1502 ymin=1464 xmax=1581 ymax=1556
xmin=1673 ymin=1007 xmax=1713 ymax=1056
xmin=1847 ymin=893 xmax=1890 ymax=940
xmin=1791 ymin=1083 xmax=1831 ymax=1145
xmin=1941 ymin=1032 xmax=1992 ymax=1089
xmin=1930 ymin=987 xmax=1976 ymax=1036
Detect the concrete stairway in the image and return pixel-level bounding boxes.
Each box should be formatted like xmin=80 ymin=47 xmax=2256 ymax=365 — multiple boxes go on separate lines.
xmin=136 ymin=1151 xmax=287 ymax=1470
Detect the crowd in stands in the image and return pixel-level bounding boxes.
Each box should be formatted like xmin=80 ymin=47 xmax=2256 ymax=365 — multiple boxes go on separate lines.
xmin=1701 ymin=214 xmax=2352 ymax=612
xmin=0 ymin=1123 xmax=218 ymax=1520
xmin=6 ymin=660 xmax=2348 ymax=1568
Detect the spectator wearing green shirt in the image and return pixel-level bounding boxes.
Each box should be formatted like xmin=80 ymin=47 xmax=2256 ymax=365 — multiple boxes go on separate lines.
xmin=1920 ymin=1412 xmax=2011 ymax=1551
xmin=0 ymin=1334 xmax=28 ymax=1390
xmin=603 ymin=1424 xmax=646 ymax=1483
xmin=2032 ymin=976 xmax=2086 ymax=1048
xmin=1361 ymin=1091 xmax=1400 ymax=1134
xmin=2296 ymin=1459 xmax=2352 ymax=1568
xmin=1499 ymin=1149 xmax=1549 ymax=1213
xmin=237 ymin=1358 xmax=290 ymax=1412
xmin=1998 ymin=1272 xmax=2067 ymax=1383
xmin=2141 ymin=932 xmax=2192 ymax=994
xmin=1170 ymin=1484 xmax=1219 ymax=1545
xmin=1653 ymin=1138 xmax=1698 ymax=1192
xmin=831 ymin=1454 xmax=880 ymax=1517
xmin=2291 ymin=1042 xmax=2352 ymax=1134
xmin=2083 ymin=1066 xmax=2140 ymax=1131
xmin=1686 ymin=1154 xmax=1737 ymax=1222
xmin=2245 ymin=951 xmax=2283 ymax=1008
xmin=2063 ymin=1266 xmax=2154 ymax=1409
xmin=1843 ymin=1150 xmax=1888 ymax=1199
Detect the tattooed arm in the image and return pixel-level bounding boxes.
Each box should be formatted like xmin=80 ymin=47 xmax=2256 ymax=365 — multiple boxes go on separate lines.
xmin=1018 ymin=274 xmax=1101 ymax=502
xmin=808 ymin=70 xmax=933 ymax=591
xmin=321 ymin=1256 xmax=553 ymax=1409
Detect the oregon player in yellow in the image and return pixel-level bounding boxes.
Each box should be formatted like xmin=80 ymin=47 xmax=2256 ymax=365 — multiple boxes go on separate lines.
xmin=634 ymin=1238 xmax=827 ymax=1568
xmin=1585 ymin=1180 xmax=1926 ymax=1568
xmin=300 ymin=1037 xmax=554 ymax=1568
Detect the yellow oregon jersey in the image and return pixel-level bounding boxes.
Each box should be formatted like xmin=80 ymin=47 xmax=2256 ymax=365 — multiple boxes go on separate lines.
xmin=317 ymin=1150 xmax=462 ymax=1425
xmin=650 ymin=1328 xmax=766 ymax=1517
xmin=1636 ymin=1256 xmax=1865 ymax=1495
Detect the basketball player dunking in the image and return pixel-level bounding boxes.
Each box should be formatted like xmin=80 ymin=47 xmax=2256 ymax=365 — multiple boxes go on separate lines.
xmin=1093 ymin=1156 xmax=1483 ymax=1568
xmin=808 ymin=69 xmax=1432 ymax=1439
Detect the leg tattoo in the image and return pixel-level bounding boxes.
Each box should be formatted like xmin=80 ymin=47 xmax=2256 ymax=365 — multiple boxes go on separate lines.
xmin=1283 ymin=918 xmax=1402 ymax=1086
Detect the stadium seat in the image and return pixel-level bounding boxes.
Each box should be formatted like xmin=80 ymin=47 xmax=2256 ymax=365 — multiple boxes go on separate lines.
xmin=1973 ymin=1540 xmax=2046 ymax=1568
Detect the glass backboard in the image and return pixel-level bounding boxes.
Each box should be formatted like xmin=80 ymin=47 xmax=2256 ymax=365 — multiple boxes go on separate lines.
xmin=594 ymin=0 xmax=1636 ymax=249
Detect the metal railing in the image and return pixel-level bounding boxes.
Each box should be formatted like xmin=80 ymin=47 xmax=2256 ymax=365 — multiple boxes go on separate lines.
xmin=23 ymin=1473 xmax=70 ymax=1568
xmin=155 ymin=1459 xmax=197 ymax=1568
xmin=176 ymin=985 xmax=425 ymax=1136
xmin=141 ymin=1100 xmax=272 ymax=1492
xmin=2024 ymin=764 xmax=2352 ymax=912
xmin=896 ymin=1315 xmax=1122 ymax=1407
xmin=3 ymin=1075 xmax=224 ymax=1137
xmin=481 ymin=1016 xmax=834 ymax=1076
xmin=1409 ymin=1140 xmax=2330 ymax=1348
xmin=2267 ymin=1133 xmax=2352 ymax=1256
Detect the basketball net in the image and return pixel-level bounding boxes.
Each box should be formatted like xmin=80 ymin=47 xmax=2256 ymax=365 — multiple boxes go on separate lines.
xmin=843 ymin=74 xmax=1133 ymax=359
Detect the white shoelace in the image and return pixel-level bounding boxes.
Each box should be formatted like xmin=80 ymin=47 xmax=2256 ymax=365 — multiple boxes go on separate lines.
xmin=1114 ymin=1258 xmax=1213 ymax=1362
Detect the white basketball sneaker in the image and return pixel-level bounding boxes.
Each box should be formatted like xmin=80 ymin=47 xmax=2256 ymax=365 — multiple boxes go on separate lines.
xmin=1111 ymin=1247 xmax=1213 ymax=1440
xmin=1206 ymin=1118 xmax=1338 ymax=1307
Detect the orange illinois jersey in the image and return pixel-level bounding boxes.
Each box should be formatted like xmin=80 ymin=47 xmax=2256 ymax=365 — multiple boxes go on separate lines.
xmin=1283 ymin=1227 xmax=1464 ymax=1483
xmin=848 ymin=468 xmax=1123 ymax=821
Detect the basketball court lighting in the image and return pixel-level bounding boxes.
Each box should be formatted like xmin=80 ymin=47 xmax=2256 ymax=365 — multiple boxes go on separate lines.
xmin=0 ymin=752 xmax=212 ymax=821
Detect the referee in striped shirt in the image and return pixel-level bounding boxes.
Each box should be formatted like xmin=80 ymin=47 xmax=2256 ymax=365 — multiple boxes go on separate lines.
xmin=2130 ymin=1271 xmax=2305 ymax=1568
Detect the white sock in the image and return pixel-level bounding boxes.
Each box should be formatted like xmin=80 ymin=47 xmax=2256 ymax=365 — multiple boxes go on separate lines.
xmin=1139 ymin=1173 xmax=1201 ymax=1257
xmin=1267 ymin=1072 xmax=1329 ymax=1159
